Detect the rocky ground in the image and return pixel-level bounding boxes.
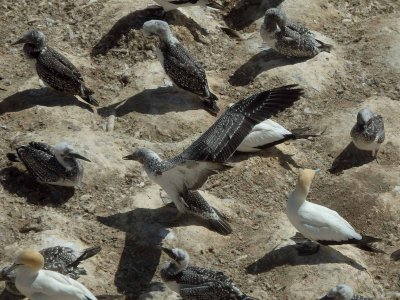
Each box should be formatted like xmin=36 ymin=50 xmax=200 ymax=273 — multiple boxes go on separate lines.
xmin=0 ymin=0 xmax=399 ymax=299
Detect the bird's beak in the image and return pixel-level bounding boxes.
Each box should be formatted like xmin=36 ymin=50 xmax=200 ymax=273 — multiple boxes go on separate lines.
xmin=5 ymin=263 xmax=20 ymax=273
xmin=161 ymin=247 xmax=178 ymax=260
xmin=12 ymin=37 xmax=28 ymax=45
xmin=70 ymin=152 xmax=91 ymax=162
xmin=315 ymin=168 xmax=321 ymax=174
xmin=122 ymin=153 xmax=137 ymax=161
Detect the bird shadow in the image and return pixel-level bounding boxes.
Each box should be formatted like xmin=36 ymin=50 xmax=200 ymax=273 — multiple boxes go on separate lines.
xmin=91 ymin=7 xmax=208 ymax=57
xmin=329 ymin=142 xmax=375 ymax=174
xmin=231 ymin=147 xmax=303 ymax=171
xmin=97 ymin=87 xmax=204 ymax=117
xmin=0 ymin=167 xmax=75 ymax=205
xmin=224 ymin=0 xmax=284 ymax=30
xmin=0 ymin=289 xmax=24 ymax=300
xmin=246 ymin=243 xmax=366 ymax=274
xmin=229 ymin=49 xmax=308 ymax=86
xmin=0 ymin=89 xmax=93 ymax=115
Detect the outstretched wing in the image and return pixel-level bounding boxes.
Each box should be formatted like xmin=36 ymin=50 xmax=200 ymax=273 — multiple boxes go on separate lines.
xmin=176 ymin=85 xmax=303 ymax=163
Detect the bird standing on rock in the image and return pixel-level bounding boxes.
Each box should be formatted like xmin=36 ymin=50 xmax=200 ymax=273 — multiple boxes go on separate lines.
xmin=160 ymin=247 xmax=258 ymax=299
xmin=286 ymin=169 xmax=383 ymax=255
xmin=351 ymin=108 xmax=385 ymax=158
xmin=153 ymin=0 xmax=223 ymax=12
xmin=261 ymin=8 xmax=332 ymax=58
xmin=143 ymin=20 xmax=220 ymax=116
xmin=123 ymin=85 xmax=303 ymax=235
xmin=7 ymin=142 xmax=91 ymax=187
xmin=1 ymin=245 xmax=101 ymax=298
xmin=13 ymin=29 xmax=98 ymax=106
xmin=7 ymin=250 xmax=97 ymax=300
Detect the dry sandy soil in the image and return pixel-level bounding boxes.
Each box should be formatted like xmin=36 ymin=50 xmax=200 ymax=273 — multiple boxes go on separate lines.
xmin=0 ymin=0 xmax=399 ymax=299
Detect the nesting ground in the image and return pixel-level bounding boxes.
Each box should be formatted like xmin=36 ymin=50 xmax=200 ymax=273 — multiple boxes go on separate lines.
xmin=0 ymin=0 xmax=399 ymax=299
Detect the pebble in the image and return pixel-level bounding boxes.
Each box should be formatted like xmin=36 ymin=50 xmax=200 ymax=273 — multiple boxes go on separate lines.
xmin=80 ymin=194 xmax=92 ymax=201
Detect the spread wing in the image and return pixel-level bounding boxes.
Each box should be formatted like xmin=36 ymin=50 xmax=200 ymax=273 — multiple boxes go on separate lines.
xmin=176 ymin=84 xmax=303 ymax=163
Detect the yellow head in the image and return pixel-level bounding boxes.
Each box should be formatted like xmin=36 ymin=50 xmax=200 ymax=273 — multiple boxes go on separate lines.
xmin=297 ymin=169 xmax=318 ymax=190
xmin=15 ymin=250 xmax=44 ymax=272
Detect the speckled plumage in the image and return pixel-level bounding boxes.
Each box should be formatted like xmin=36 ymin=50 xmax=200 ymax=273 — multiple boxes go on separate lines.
xmin=143 ymin=20 xmax=219 ymax=116
xmin=124 ymin=85 xmax=303 ymax=234
xmin=320 ymin=284 xmax=372 ymax=300
xmin=351 ymin=108 xmax=385 ymax=156
xmin=14 ymin=29 xmax=98 ymax=106
xmin=7 ymin=142 xmax=90 ymax=186
xmin=161 ymin=248 xmax=256 ymax=299
xmin=153 ymin=0 xmax=223 ymax=11
xmin=260 ymin=8 xmax=332 ymax=58
xmin=1 ymin=246 xmax=100 ymax=297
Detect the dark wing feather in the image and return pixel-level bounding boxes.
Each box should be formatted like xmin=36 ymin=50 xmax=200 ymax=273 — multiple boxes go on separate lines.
xmin=47 ymin=47 xmax=84 ymax=81
xmin=161 ymin=41 xmax=209 ymax=97
xmin=180 ymin=282 xmax=232 ymax=299
xmin=286 ymin=21 xmax=312 ymax=35
xmin=177 ymin=85 xmax=303 ymax=163
xmin=29 ymin=141 xmax=55 ymax=155
xmin=16 ymin=145 xmax=64 ymax=183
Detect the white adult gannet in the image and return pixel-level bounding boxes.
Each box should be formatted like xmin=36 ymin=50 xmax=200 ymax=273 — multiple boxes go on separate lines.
xmin=286 ymin=169 xmax=382 ymax=254
xmin=9 ymin=250 xmax=97 ymax=300
xmin=236 ymin=119 xmax=316 ymax=152
xmin=320 ymin=284 xmax=371 ymax=300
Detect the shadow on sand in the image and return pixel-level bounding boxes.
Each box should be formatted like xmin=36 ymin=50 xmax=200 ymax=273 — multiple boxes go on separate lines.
xmin=0 ymin=89 xmax=93 ymax=115
xmin=246 ymin=243 xmax=366 ymax=274
xmin=224 ymin=0 xmax=284 ymax=30
xmin=97 ymin=204 xmax=222 ymax=298
xmin=0 ymin=167 xmax=75 ymax=205
xmin=91 ymin=7 xmax=209 ymax=57
xmin=329 ymin=142 xmax=375 ymax=174
xmin=229 ymin=49 xmax=308 ymax=86
xmin=97 ymin=87 xmax=204 ymax=117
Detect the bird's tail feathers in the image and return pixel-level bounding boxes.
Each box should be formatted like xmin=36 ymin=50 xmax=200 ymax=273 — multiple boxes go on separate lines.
xmin=355 ymin=235 xmax=385 ymax=253
xmin=210 ymin=207 xmax=233 ymax=235
xmin=206 ymin=0 xmax=224 ymax=10
xmin=69 ymin=246 xmax=101 ymax=268
xmin=6 ymin=153 xmax=20 ymax=162
xmin=316 ymin=39 xmax=333 ymax=53
xmin=391 ymin=249 xmax=400 ymax=261
xmin=81 ymin=86 xmax=99 ymax=106
xmin=202 ymin=98 xmax=220 ymax=116
xmin=291 ymin=127 xmax=320 ymax=139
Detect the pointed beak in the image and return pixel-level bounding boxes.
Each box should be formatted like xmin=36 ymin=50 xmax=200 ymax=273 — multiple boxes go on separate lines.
xmin=69 ymin=152 xmax=91 ymax=162
xmin=12 ymin=37 xmax=27 ymax=45
xmin=123 ymin=153 xmax=137 ymax=161
xmin=5 ymin=263 xmax=20 ymax=273
xmin=315 ymin=169 xmax=321 ymax=174
xmin=161 ymin=247 xmax=178 ymax=260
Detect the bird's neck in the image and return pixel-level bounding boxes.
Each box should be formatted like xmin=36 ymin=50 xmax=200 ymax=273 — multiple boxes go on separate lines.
xmin=16 ymin=266 xmax=39 ymax=279
xmin=289 ymin=185 xmax=309 ymax=207
xmin=160 ymin=32 xmax=179 ymax=45
xmin=55 ymin=154 xmax=76 ymax=171
xmin=23 ymin=43 xmax=46 ymax=59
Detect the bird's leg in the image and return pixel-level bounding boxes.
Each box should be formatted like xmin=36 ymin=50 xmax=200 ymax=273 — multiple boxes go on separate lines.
xmin=295 ymin=241 xmax=320 ymax=256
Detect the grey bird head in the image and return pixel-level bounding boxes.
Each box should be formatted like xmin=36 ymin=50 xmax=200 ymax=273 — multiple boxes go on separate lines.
xmin=123 ymin=148 xmax=157 ymax=164
xmin=13 ymin=29 xmax=46 ymax=46
xmin=357 ymin=108 xmax=375 ymax=126
xmin=143 ymin=20 xmax=174 ymax=41
xmin=264 ymin=8 xmax=287 ymax=29
xmin=54 ymin=142 xmax=91 ymax=162
xmin=161 ymin=247 xmax=190 ymax=271
xmin=320 ymin=284 xmax=354 ymax=300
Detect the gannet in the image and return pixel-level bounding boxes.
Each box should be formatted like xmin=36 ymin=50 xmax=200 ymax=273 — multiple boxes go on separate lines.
xmin=7 ymin=142 xmax=91 ymax=187
xmin=1 ymin=245 xmax=101 ymax=297
xmin=13 ymin=29 xmax=98 ymax=106
xmin=320 ymin=284 xmax=372 ymax=300
xmin=160 ymin=247 xmax=257 ymax=299
xmin=8 ymin=250 xmax=97 ymax=300
xmin=153 ymin=0 xmax=223 ymax=11
xmin=350 ymin=108 xmax=385 ymax=157
xmin=260 ymin=8 xmax=332 ymax=58
xmin=236 ymin=119 xmax=316 ymax=152
xmin=143 ymin=20 xmax=219 ymax=116
xmin=124 ymin=85 xmax=303 ymax=234
xmin=286 ymin=169 xmax=382 ymax=254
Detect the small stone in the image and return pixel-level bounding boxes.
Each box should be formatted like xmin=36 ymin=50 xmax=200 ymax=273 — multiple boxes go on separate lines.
xmin=80 ymin=194 xmax=92 ymax=201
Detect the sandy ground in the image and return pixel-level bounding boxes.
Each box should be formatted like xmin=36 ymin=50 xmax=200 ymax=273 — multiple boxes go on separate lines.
xmin=0 ymin=0 xmax=399 ymax=299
